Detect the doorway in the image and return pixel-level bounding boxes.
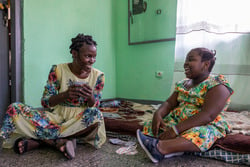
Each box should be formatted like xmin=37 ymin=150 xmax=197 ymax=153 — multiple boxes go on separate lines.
xmin=0 ymin=0 xmax=22 ymax=125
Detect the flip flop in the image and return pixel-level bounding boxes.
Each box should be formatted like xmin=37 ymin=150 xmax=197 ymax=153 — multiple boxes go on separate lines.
xmin=71 ymin=138 xmax=77 ymax=150
xmin=64 ymin=140 xmax=75 ymax=160
xmin=115 ymin=145 xmax=138 ymax=155
xmin=109 ymin=138 xmax=136 ymax=147
xmin=13 ymin=137 xmax=28 ymax=154
xmin=52 ymin=138 xmax=76 ymax=160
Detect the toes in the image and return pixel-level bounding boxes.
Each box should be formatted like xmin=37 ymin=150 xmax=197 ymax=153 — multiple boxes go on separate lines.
xmin=18 ymin=141 xmax=23 ymax=147
xmin=18 ymin=141 xmax=24 ymax=154
xmin=64 ymin=153 xmax=70 ymax=159
xmin=60 ymin=145 xmax=65 ymax=152
xmin=19 ymin=145 xmax=24 ymax=154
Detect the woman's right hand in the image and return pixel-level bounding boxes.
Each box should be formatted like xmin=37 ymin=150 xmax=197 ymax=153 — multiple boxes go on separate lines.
xmin=67 ymin=84 xmax=95 ymax=106
xmin=48 ymin=85 xmax=80 ymax=107
xmin=152 ymin=92 xmax=178 ymax=137
xmin=152 ymin=110 xmax=166 ymax=137
xmin=66 ymin=85 xmax=85 ymax=100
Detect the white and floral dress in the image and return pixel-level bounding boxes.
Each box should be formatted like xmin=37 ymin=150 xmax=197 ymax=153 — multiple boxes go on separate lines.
xmin=0 ymin=63 xmax=106 ymax=149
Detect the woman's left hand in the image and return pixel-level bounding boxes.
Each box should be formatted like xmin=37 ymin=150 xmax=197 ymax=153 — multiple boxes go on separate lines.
xmin=75 ymin=84 xmax=95 ymax=106
xmin=158 ymin=127 xmax=177 ymax=140
xmin=77 ymin=84 xmax=93 ymax=99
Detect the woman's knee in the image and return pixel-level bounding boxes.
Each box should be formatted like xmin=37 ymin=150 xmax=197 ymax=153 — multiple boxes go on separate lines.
xmin=6 ymin=102 xmax=29 ymax=116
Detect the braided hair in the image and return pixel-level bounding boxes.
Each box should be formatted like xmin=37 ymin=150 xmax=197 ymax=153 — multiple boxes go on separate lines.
xmin=69 ymin=33 xmax=97 ymax=54
xmin=192 ymin=47 xmax=216 ymax=72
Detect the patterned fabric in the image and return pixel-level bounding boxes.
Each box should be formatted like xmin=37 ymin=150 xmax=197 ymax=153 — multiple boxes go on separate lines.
xmin=192 ymin=148 xmax=250 ymax=166
xmin=224 ymin=111 xmax=250 ymax=135
xmin=0 ymin=63 xmax=106 ymax=149
xmin=143 ymin=74 xmax=234 ymax=152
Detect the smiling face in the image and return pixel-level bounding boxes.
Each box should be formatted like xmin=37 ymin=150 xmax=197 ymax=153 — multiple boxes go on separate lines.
xmin=184 ymin=50 xmax=209 ymax=79
xmin=72 ymin=43 xmax=97 ymax=74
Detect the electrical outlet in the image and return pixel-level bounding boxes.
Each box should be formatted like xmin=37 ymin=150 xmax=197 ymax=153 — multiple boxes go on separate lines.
xmin=155 ymin=71 xmax=163 ymax=78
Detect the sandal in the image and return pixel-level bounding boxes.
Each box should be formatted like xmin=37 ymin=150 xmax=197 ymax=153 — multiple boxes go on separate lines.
xmin=72 ymin=138 xmax=77 ymax=150
xmin=13 ymin=137 xmax=41 ymax=154
xmin=53 ymin=139 xmax=76 ymax=160
xmin=62 ymin=140 xmax=75 ymax=160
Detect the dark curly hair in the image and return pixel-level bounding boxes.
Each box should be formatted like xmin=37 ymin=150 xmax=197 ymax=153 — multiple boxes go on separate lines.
xmin=191 ymin=47 xmax=216 ymax=72
xmin=69 ymin=33 xmax=97 ymax=54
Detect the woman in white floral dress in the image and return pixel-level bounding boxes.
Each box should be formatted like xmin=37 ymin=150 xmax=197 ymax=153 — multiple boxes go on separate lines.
xmin=0 ymin=33 xmax=106 ymax=159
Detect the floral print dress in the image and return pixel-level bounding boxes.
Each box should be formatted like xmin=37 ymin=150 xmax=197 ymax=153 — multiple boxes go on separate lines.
xmin=143 ymin=74 xmax=234 ymax=152
xmin=0 ymin=63 xmax=106 ymax=149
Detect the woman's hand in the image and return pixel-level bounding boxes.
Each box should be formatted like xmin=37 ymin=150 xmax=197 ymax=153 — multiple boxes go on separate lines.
xmin=158 ymin=127 xmax=177 ymax=140
xmin=152 ymin=111 xmax=166 ymax=137
xmin=151 ymin=92 xmax=179 ymax=137
xmin=66 ymin=85 xmax=81 ymax=99
xmin=68 ymin=84 xmax=93 ymax=99
xmin=71 ymin=84 xmax=95 ymax=107
xmin=48 ymin=83 xmax=95 ymax=107
xmin=47 ymin=85 xmax=79 ymax=107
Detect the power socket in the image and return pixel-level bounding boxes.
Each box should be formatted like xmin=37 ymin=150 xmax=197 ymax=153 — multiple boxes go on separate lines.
xmin=155 ymin=71 xmax=163 ymax=78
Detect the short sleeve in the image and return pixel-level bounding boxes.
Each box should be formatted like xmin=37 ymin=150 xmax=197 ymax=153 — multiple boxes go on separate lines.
xmin=207 ymin=75 xmax=234 ymax=95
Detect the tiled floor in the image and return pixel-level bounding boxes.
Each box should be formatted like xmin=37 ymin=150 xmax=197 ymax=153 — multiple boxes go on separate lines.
xmin=0 ymin=137 xmax=247 ymax=167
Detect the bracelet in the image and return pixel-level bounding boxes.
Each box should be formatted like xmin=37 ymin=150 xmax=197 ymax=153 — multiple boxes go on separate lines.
xmin=172 ymin=125 xmax=179 ymax=136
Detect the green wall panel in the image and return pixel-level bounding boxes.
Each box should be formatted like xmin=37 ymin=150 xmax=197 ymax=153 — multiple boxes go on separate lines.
xmin=114 ymin=0 xmax=177 ymax=101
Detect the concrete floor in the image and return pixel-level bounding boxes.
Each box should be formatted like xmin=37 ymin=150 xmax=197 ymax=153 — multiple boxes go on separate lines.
xmin=0 ymin=137 xmax=247 ymax=167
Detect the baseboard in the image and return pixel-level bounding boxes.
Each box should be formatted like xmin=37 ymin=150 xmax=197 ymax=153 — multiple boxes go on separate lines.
xmin=101 ymin=98 xmax=163 ymax=105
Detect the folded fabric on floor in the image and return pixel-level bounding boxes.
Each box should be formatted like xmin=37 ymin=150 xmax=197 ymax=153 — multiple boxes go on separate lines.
xmin=192 ymin=148 xmax=250 ymax=166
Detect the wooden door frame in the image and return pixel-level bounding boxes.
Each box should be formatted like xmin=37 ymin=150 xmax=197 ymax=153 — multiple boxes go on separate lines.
xmin=10 ymin=0 xmax=22 ymax=102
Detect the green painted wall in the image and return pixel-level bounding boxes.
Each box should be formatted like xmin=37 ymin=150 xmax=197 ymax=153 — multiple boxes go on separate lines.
xmin=114 ymin=0 xmax=177 ymax=101
xmin=22 ymin=0 xmax=177 ymax=106
xmin=23 ymin=0 xmax=116 ymax=107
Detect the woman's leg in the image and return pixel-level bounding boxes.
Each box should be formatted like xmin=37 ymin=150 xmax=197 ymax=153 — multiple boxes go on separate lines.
xmin=1 ymin=102 xmax=61 ymax=149
xmin=137 ymin=130 xmax=200 ymax=163
xmin=67 ymin=123 xmax=98 ymax=138
xmin=157 ymin=137 xmax=200 ymax=155
xmin=60 ymin=107 xmax=106 ymax=148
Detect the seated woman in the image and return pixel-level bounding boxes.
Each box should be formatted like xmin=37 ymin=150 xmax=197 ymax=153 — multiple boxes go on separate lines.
xmin=0 ymin=33 xmax=106 ymax=160
xmin=137 ymin=47 xmax=234 ymax=163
